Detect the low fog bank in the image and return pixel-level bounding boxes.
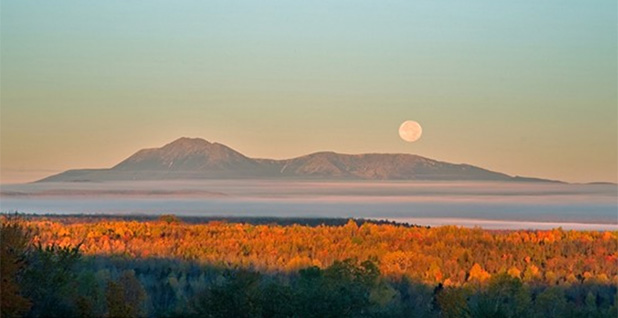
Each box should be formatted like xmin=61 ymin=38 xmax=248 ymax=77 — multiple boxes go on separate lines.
xmin=1 ymin=180 xmax=616 ymax=229
xmin=2 ymin=179 xmax=616 ymax=198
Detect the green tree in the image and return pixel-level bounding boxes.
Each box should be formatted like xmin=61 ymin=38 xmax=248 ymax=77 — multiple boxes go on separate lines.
xmin=469 ymin=273 xmax=531 ymax=318
xmin=260 ymin=281 xmax=295 ymax=318
xmin=435 ymin=286 xmax=471 ymax=318
xmin=21 ymin=243 xmax=82 ymax=317
xmin=191 ymin=269 xmax=263 ymax=318
xmin=107 ymin=281 xmax=132 ymax=318
xmin=295 ymin=260 xmax=378 ymax=318
xmin=533 ymin=287 xmax=567 ymax=318
xmin=105 ymin=270 xmax=146 ymax=318
xmin=159 ymin=214 xmax=181 ymax=224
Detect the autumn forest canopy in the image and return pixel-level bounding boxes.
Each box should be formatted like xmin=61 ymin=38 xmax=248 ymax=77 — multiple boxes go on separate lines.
xmin=1 ymin=214 xmax=617 ymax=318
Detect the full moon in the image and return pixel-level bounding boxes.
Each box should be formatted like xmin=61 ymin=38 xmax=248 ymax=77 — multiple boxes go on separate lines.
xmin=398 ymin=120 xmax=422 ymax=142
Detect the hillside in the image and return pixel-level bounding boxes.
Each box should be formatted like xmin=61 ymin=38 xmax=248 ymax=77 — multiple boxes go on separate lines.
xmin=38 ymin=137 xmax=557 ymax=182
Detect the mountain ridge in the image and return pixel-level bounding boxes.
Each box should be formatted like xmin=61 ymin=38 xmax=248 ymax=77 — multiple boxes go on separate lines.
xmin=37 ymin=137 xmax=563 ymax=183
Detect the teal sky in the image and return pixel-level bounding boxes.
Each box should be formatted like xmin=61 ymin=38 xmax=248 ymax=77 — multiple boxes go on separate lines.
xmin=1 ymin=0 xmax=616 ymax=183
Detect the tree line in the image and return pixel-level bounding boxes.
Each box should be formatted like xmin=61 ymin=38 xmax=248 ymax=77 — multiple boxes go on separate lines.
xmin=1 ymin=214 xmax=616 ymax=317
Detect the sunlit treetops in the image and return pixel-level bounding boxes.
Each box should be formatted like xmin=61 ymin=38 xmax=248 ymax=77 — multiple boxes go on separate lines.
xmin=16 ymin=216 xmax=618 ymax=287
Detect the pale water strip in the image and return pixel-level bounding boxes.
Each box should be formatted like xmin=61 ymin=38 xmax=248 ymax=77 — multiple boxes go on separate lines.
xmin=385 ymin=217 xmax=618 ymax=231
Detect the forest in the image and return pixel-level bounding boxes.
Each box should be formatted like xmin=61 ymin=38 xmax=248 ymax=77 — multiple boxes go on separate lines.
xmin=1 ymin=214 xmax=617 ymax=318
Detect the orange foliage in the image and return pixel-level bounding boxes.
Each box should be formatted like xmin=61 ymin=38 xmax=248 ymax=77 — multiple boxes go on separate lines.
xmin=20 ymin=218 xmax=618 ymax=286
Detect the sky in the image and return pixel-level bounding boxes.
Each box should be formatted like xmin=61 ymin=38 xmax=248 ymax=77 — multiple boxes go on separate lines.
xmin=1 ymin=0 xmax=616 ymax=184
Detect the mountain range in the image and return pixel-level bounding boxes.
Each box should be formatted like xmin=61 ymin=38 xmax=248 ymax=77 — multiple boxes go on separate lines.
xmin=38 ymin=137 xmax=559 ymax=183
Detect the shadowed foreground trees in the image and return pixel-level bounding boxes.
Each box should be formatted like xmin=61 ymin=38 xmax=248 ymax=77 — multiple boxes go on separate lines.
xmin=2 ymin=252 xmax=617 ymax=317
xmin=21 ymin=244 xmax=82 ymax=317
xmin=1 ymin=221 xmax=32 ymax=317
xmin=1 ymin=220 xmax=83 ymax=318
xmin=106 ymin=270 xmax=146 ymax=318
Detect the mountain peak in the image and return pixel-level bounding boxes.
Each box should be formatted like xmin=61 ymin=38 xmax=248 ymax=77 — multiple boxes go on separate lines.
xmin=163 ymin=137 xmax=211 ymax=149
xmin=38 ymin=137 xmax=560 ymax=183
xmin=110 ymin=137 xmax=255 ymax=172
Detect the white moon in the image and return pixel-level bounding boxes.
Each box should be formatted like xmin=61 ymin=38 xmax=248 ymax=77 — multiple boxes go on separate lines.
xmin=398 ymin=120 xmax=422 ymax=142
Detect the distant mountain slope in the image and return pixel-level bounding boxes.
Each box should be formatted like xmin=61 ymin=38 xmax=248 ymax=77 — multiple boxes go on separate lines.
xmin=113 ymin=137 xmax=262 ymax=172
xmin=275 ymin=152 xmax=512 ymax=180
xmin=38 ymin=137 xmax=559 ymax=182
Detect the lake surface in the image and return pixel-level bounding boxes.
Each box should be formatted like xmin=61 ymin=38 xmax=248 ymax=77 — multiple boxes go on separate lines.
xmin=1 ymin=180 xmax=616 ymax=230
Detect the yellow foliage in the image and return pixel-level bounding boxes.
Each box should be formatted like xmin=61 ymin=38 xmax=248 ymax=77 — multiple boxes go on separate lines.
xmin=18 ymin=218 xmax=618 ymax=287
xmin=507 ymin=266 xmax=521 ymax=279
xmin=468 ymin=263 xmax=491 ymax=282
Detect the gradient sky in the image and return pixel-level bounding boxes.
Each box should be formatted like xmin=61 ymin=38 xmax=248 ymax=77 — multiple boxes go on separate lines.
xmin=1 ymin=0 xmax=616 ymax=184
